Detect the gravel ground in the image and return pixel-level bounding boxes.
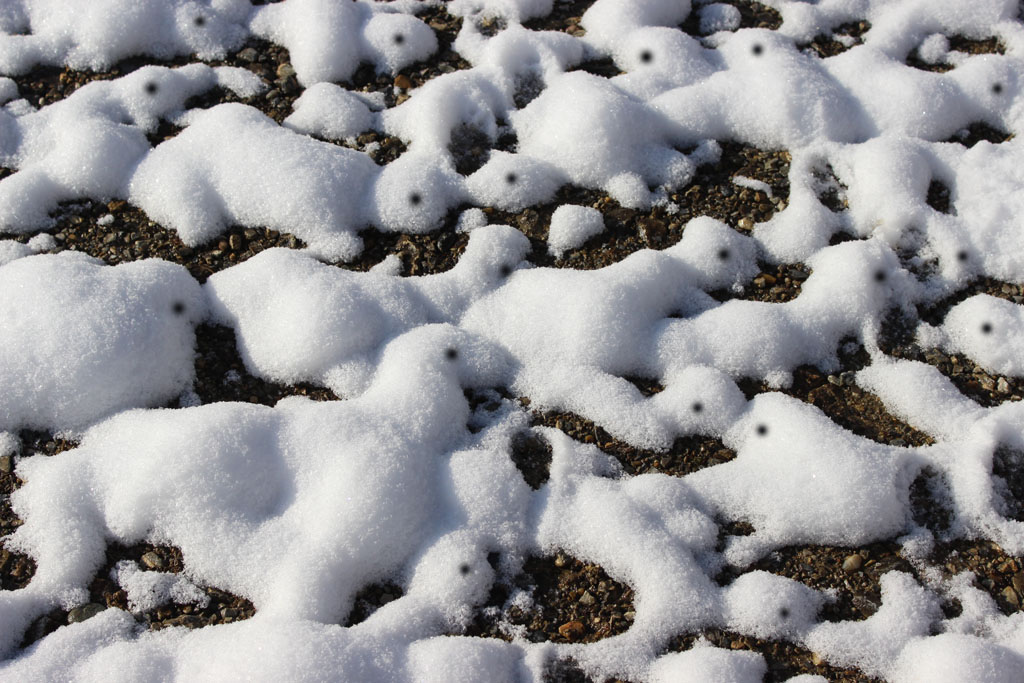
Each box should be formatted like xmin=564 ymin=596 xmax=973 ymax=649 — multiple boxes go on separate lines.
xmin=1 ymin=1 xmax=1023 ymax=680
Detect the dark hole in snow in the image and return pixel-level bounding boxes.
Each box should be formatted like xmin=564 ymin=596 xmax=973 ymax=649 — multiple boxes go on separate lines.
xmin=981 ymin=322 xmax=993 ymax=334
xmin=171 ymin=301 xmax=186 ymax=315
xmin=409 ymin=192 xmax=422 ymax=206
xmin=717 ymin=248 xmax=730 ymax=261
xmin=779 ymin=606 xmax=790 ymax=619
xmin=459 ymin=563 xmax=471 ymax=575
xmin=874 ymin=270 xmax=886 ymax=283
xmin=756 ymin=424 xmax=768 ymax=436
xmin=993 ymin=82 xmax=1003 ymax=95
xmin=692 ymin=402 xmax=704 ymax=413
xmin=640 ymin=50 xmax=653 ymax=63
xmin=394 ymin=33 xmax=405 ymax=45
xmin=500 ymin=264 xmax=513 ymax=277
xmin=957 ymin=250 xmax=969 ymax=262
xmin=752 ymin=43 xmax=764 ymax=56
xmin=194 ymin=16 xmax=205 ymax=27
xmin=445 ymin=347 xmax=458 ymax=360
xmin=506 ymin=172 xmax=517 ymax=184
xmin=144 ymin=82 xmax=158 ymax=95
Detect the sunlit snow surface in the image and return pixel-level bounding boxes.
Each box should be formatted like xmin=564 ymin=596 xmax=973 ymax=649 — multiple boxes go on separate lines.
xmin=2 ymin=0 xmax=1024 ymax=680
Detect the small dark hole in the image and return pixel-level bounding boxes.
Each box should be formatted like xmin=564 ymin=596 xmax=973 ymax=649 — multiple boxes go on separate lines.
xmin=779 ymin=607 xmax=790 ymax=619
xmin=506 ymin=172 xmax=517 ymax=184
xmin=957 ymin=250 xmax=968 ymax=262
xmin=640 ymin=50 xmax=653 ymax=64
xmin=459 ymin=563 xmax=471 ymax=575
xmin=874 ymin=270 xmax=886 ymax=283
xmin=691 ymin=402 xmax=703 ymax=414
xmin=981 ymin=322 xmax=993 ymax=334
xmin=756 ymin=424 xmax=768 ymax=436
xmin=409 ymin=192 xmax=422 ymax=206
xmin=144 ymin=82 xmax=158 ymax=95
xmin=717 ymin=248 xmax=730 ymax=261
xmin=993 ymin=83 xmax=1003 ymax=95
xmin=752 ymin=43 xmax=764 ymax=56
xmin=445 ymin=347 xmax=458 ymax=360
xmin=171 ymin=301 xmax=185 ymax=315
xmin=194 ymin=16 xmax=205 ymax=27
xmin=394 ymin=33 xmax=405 ymax=45
xmin=499 ymin=264 xmax=513 ymax=277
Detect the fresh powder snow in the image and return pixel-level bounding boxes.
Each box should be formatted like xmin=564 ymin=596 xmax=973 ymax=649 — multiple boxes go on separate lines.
xmin=1 ymin=0 xmax=1024 ymax=681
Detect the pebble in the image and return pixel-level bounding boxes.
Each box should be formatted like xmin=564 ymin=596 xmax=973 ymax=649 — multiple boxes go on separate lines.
xmin=140 ymin=551 xmax=165 ymax=570
xmin=275 ymin=63 xmax=296 ymax=79
xmin=554 ymin=552 xmax=568 ymax=568
xmin=997 ymin=378 xmax=1011 ymax=394
xmin=0 ymin=455 xmax=11 ymax=473
xmin=737 ymin=217 xmax=754 ymax=230
xmin=811 ymin=652 xmax=825 ymax=667
xmin=237 ymin=47 xmax=258 ymax=63
xmin=394 ymin=74 xmax=413 ymax=90
xmin=229 ymin=234 xmax=243 ymax=251
xmin=67 ymin=603 xmax=106 ymax=624
xmin=1003 ymin=586 xmax=1019 ymax=606
xmin=842 ymin=554 xmax=863 ymax=572
xmin=639 ymin=217 xmax=666 ymax=244
xmin=578 ymin=591 xmax=596 ymax=606
xmin=557 ymin=620 xmax=585 ymax=641
xmin=980 ymin=376 xmax=997 ymax=392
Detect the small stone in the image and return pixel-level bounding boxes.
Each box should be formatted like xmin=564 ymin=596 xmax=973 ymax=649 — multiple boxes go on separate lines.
xmin=275 ymin=62 xmax=296 ymax=79
xmin=264 ymin=88 xmax=280 ymax=102
xmin=639 ymin=217 xmax=666 ymax=244
xmin=788 ymin=267 xmax=809 ymax=281
xmin=827 ymin=374 xmax=841 ymax=386
xmin=1013 ymin=573 xmax=1024 ymax=593
xmin=842 ymin=554 xmax=863 ymax=572
xmin=997 ymin=378 xmax=1011 ymax=394
xmin=811 ymin=652 xmax=825 ymax=667
xmin=730 ymin=639 xmax=746 ymax=650
xmin=1003 ymin=586 xmax=1019 ymax=606
xmin=558 ymin=621 xmax=585 ymax=641
xmin=140 ymin=551 xmax=165 ymax=570
xmin=0 ymin=455 xmax=11 ymax=473
xmin=554 ymin=552 xmax=568 ymax=567
xmin=102 ymin=233 xmax=118 ymax=245
xmin=623 ymin=611 xmax=635 ymax=621
xmin=394 ymin=74 xmax=413 ymax=90
xmin=229 ymin=234 xmax=243 ymax=251
xmin=67 ymin=603 xmax=106 ymax=624
xmin=237 ymin=47 xmax=258 ymax=63
xmin=737 ymin=217 xmax=754 ymax=230
xmin=578 ymin=591 xmax=596 ymax=606
xmin=980 ymin=376 xmax=997 ymax=392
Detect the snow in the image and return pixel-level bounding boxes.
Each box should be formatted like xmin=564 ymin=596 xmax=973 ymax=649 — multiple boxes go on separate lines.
xmin=547 ymin=204 xmax=605 ymax=257
xmin=1 ymin=0 xmax=1024 ymax=680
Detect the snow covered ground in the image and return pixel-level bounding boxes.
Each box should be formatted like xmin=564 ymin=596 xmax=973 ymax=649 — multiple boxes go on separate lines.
xmin=2 ymin=0 xmax=1024 ymax=680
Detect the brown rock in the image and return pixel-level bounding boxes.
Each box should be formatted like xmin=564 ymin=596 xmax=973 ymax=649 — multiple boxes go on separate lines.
xmin=842 ymin=554 xmax=863 ymax=572
xmin=141 ymin=551 xmax=165 ymax=570
xmin=394 ymin=74 xmax=413 ymax=90
xmin=639 ymin=217 xmax=666 ymax=244
xmin=558 ymin=620 xmax=585 ymax=641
